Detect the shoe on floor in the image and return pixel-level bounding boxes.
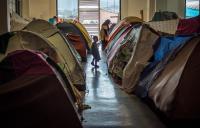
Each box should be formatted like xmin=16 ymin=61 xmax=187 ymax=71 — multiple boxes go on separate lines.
xmin=95 ymin=65 xmax=99 ymax=68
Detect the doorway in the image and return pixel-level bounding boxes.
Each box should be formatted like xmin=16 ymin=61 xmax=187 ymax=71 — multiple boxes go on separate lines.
xmin=57 ymin=0 xmax=120 ymax=36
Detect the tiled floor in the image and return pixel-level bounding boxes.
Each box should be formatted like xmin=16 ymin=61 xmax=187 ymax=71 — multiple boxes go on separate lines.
xmin=82 ymin=48 xmax=166 ymax=128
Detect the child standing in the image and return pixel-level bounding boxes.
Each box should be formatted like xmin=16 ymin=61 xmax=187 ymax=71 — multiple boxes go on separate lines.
xmin=91 ymin=36 xmax=101 ymax=68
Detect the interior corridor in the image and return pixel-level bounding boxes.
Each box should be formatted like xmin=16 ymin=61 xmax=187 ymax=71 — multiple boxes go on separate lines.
xmin=82 ymin=47 xmax=167 ymax=128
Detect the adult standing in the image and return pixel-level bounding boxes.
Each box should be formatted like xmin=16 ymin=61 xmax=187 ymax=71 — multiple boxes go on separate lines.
xmin=100 ymin=19 xmax=111 ymax=50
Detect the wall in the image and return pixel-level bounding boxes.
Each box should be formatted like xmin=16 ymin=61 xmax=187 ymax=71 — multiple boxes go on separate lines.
xmin=121 ymin=0 xmax=185 ymax=21
xmin=22 ymin=0 xmax=29 ymax=19
xmin=156 ymin=0 xmax=185 ymax=18
xmin=121 ymin=0 xmax=155 ymax=21
xmin=121 ymin=0 xmax=128 ymax=19
xmin=166 ymin=0 xmax=185 ymax=18
xmin=22 ymin=0 xmax=56 ymax=20
xmin=147 ymin=0 xmax=156 ymax=21
xmin=155 ymin=0 xmax=167 ymax=11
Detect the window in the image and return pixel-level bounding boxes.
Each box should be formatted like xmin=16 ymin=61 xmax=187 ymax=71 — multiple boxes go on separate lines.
xmin=100 ymin=0 xmax=120 ymax=25
xmin=186 ymin=0 xmax=200 ymax=18
xmin=57 ymin=0 xmax=121 ymax=35
xmin=57 ymin=0 xmax=78 ymax=19
xmin=9 ymin=0 xmax=21 ymax=15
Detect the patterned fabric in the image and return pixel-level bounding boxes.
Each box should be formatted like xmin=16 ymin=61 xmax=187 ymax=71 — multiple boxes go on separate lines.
xmin=146 ymin=19 xmax=179 ymax=34
xmin=108 ymin=25 xmax=142 ymax=80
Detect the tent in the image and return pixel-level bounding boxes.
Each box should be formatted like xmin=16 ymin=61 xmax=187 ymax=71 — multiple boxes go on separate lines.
xmin=135 ymin=35 xmax=192 ymax=98
xmin=106 ymin=25 xmax=132 ymax=54
xmin=107 ymin=16 xmax=143 ymax=48
xmin=108 ymin=24 xmax=142 ymax=82
xmin=23 ymin=19 xmax=86 ymax=91
xmin=65 ymin=19 xmax=92 ymax=48
xmin=56 ymin=22 xmax=88 ymax=61
xmin=0 ymin=50 xmax=83 ymax=128
xmin=147 ymin=36 xmax=200 ymax=120
xmin=0 ymin=31 xmax=82 ymax=104
xmin=66 ymin=33 xmax=87 ymax=61
xmin=122 ymin=24 xmax=159 ymax=93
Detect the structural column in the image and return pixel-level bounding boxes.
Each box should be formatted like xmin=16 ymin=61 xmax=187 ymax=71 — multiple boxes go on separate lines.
xmin=0 ymin=0 xmax=10 ymax=35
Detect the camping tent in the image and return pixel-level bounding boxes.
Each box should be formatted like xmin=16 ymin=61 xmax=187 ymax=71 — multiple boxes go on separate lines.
xmin=66 ymin=33 xmax=87 ymax=61
xmin=57 ymin=22 xmax=88 ymax=61
xmin=23 ymin=19 xmax=86 ymax=90
xmin=65 ymin=19 xmax=92 ymax=48
xmin=135 ymin=35 xmax=192 ymax=98
xmin=122 ymin=24 xmax=159 ymax=93
xmin=147 ymin=36 xmax=200 ymax=120
xmin=108 ymin=25 xmax=142 ymax=82
xmin=108 ymin=16 xmax=143 ymax=46
xmin=106 ymin=25 xmax=132 ymax=54
xmin=0 ymin=31 xmax=82 ymax=104
xmin=0 ymin=50 xmax=83 ymax=128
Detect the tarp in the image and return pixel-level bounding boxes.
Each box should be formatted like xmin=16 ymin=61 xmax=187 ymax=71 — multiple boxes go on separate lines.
xmin=23 ymin=19 xmax=86 ymax=90
xmin=0 ymin=50 xmax=83 ymax=128
xmin=122 ymin=25 xmax=159 ymax=93
xmin=176 ymin=15 xmax=200 ymax=35
xmin=148 ymin=37 xmax=200 ymax=120
xmin=135 ymin=35 xmax=192 ymax=98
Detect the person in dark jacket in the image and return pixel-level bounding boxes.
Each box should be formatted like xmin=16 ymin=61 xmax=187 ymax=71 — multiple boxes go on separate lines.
xmin=91 ymin=36 xmax=101 ymax=68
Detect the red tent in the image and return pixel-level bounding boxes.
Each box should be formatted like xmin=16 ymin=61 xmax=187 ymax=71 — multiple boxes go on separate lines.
xmin=0 ymin=50 xmax=83 ymax=128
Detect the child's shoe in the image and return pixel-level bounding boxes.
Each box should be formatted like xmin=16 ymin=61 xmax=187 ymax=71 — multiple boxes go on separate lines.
xmin=95 ymin=65 xmax=99 ymax=68
xmin=91 ymin=61 xmax=94 ymax=66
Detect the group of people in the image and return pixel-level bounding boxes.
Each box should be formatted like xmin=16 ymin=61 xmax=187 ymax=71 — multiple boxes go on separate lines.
xmin=91 ymin=19 xmax=113 ymax=69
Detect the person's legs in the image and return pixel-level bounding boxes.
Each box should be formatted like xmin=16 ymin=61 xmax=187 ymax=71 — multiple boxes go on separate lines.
xmin=94 ymin=60 xmax=99 ymax=68
xmin=91 ymin=58 xmax=95 ymax=66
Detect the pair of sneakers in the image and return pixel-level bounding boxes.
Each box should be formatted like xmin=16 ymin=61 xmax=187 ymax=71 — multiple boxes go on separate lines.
xmin=91 ymin=61 xmax=99 ymax=68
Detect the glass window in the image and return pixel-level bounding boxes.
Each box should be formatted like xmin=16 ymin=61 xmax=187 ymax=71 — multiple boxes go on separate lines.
xmin=100 ymin=0 xmax=120 ymax=25
xmin=186 ymin=0 xmax=200 ymax=18
xmin=57 ymin=0 xmax=78 ymax=19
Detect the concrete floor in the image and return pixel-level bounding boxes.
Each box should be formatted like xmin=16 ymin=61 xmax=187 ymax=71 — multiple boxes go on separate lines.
xmin=82 ymin=48 xmax=166 ymax=128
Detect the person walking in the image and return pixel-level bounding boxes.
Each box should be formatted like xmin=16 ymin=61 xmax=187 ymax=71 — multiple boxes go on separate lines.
xmin=91 ymin=36 xmax=101 ymax=68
